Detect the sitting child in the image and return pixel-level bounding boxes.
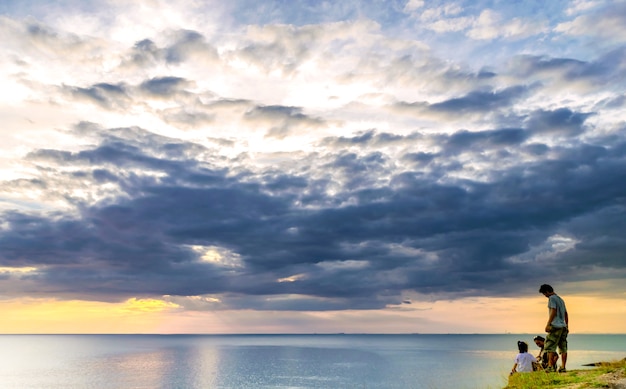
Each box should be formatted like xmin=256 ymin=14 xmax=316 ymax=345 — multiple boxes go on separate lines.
xmin=533 ymin=335 xmax=558 ymax=370
xmin=510 ymin=341 xmax=537 ymax=375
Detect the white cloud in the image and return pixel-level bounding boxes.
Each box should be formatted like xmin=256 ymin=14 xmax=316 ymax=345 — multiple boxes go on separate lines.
xmin=564 ymin=0 xmax=604 ymax=16
xmin=506 ymin=234 xmax=579 ymax=264
xmin=426 ymin=16 xmax=473 ymax=33
xmin=467 ymin=9 xmax=547 ymax=40
xmin=190 ymin=245 xmax=244 ymax=268
xmin=555 ymin=7 xmax=626 ymax=39
xmin=403 ymin=0 xmax=424 ymax=13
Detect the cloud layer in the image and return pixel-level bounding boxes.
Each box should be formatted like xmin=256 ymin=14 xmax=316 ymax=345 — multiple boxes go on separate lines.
xmin=1 ymin=0 xmax=626 ymax=314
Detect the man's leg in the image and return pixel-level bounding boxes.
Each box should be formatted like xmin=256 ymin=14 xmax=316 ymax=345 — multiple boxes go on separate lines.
xmin=550 ymin=352 xmax=558 ymax=367
xmin=544 ymin=328 xmax=561 ymax=371
xmin=558 ymin=328 xmax=568 ymax=371
xmin=543 ymin=351 xmax=556 ymax=371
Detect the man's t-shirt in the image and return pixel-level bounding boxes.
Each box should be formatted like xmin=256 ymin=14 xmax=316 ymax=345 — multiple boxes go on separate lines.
xmin=548 ymin=294 xmax=567 ymax=328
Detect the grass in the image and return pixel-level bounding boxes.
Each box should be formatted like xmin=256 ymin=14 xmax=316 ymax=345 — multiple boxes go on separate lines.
xmin=504 ymin=359 xmax=626 ymax=389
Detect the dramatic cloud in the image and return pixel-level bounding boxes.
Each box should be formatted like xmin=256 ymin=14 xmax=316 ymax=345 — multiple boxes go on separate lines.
xmin=1 ymin=0 xmax=625 ymax=325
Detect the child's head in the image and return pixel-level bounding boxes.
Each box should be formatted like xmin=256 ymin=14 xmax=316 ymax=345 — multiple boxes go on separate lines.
xmin=517 ymin=341 xmax=528 ymax=353
xmin=533 ymin=335 xmax=545 ymax=348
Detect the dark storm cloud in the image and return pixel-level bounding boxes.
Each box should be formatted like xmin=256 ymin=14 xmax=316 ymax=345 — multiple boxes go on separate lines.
xmin=561 ymin=205 xmax=626 ymax=269
xmin=525 ymin=108 xmax=591 ymax=137
xmin=3 ymin=121 xmax=626 ymax=308
xmin=443 ymin=128 xmax=528 ymax=154
xmin=2 ymin=9 xmax=626 ymax=310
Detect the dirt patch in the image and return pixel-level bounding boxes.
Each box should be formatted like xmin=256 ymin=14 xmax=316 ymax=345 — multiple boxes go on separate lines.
xmin=558 ymin=368 xmax=626 ymax=389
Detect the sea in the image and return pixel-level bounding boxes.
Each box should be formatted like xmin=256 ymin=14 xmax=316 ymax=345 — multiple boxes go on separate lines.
xmin=0 ymin=334 xmax=624 ymax=389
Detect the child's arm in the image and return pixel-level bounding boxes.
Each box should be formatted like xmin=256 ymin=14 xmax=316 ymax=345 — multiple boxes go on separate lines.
xmin=510 ymin=362 xmax=518 ymax=375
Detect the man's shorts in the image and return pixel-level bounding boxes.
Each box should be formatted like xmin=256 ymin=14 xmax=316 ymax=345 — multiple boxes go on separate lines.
xmin=545 ymin=326 xmax=568 ymax=354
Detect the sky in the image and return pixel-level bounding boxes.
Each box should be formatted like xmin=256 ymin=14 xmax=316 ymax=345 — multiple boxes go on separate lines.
xmin=1 ymin=0 xmax=625 ymax=334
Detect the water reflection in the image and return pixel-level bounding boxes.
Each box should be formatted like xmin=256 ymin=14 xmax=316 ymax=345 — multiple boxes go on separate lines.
xmin=74 ymin=339 xmax=222 ymax=388
xmin=0 ymin=335 xmax=624 ymax=389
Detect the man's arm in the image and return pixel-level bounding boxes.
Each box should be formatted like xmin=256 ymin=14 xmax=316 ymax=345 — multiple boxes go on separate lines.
xmin=546 ymin=307 xmax=556 ymax=332
xmin=565 ymin=311 xmax=569 ymax=326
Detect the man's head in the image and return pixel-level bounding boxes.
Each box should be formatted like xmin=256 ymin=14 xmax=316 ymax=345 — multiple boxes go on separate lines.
xmin=539 ymin=284 xmax=554 ymax=296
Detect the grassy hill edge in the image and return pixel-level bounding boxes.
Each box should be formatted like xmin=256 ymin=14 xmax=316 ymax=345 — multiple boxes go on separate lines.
xmin=504 ymin=359 xmax=626 ymax=389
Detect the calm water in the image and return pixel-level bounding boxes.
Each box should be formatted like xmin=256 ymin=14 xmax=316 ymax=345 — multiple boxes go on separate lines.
xmin=0 ymin=334 xmax=624 ymax=389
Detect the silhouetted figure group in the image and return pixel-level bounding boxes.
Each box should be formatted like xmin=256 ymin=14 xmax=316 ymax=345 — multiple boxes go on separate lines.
xmin=510 ymin=284 xmax=568 ymax=376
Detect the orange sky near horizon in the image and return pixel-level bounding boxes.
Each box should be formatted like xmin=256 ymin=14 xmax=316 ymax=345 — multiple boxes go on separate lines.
xmin=1 ymin=294 xmax=624 ymax=334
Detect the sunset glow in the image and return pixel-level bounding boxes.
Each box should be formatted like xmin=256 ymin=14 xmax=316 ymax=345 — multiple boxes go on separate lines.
xmin=1 ymin=0 xmax=625 ymax=334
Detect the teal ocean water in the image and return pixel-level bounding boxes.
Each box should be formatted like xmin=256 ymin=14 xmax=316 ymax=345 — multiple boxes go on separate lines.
xmin=0 ymin=334 xmax=624 ymax=388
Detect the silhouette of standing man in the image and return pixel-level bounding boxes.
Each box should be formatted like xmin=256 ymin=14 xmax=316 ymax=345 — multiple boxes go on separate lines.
xmin=539 ymin=284 xmax=568 ymax=372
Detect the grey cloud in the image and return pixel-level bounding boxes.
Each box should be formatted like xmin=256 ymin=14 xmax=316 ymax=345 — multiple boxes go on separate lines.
xmin=525 ymin=108 xmax=592 ymax=137
xmin=162 ymin=109 xmax=216 ymax=129
xmin=3 ymin=10 xmax=626 ymax=307
xmin=3 ymin=0 xmax=626 ymax=315
xmin=127 ymin=39 xmax=161 ymax=67
xmin=341 ymin=49 xmax=500 ymax=98
xmin=61 ymin=76 xmax=195 ymax=111
xmin=234 ymin=24 xmax=321 ymax=74
xmin=67 ymin=82 xmax=130 ymax=109
xmin=2 ymin=123 xmax=626 ymax=308
xmin=511 ymin=48 xmax=626 ymax=87
xmin=325 ymin=130 xmax=422 ymax=148
xmin=561 ymin=205 xmax=626 ymax=269
xmin=391 ymin=85 xmax=531 ymax=120
xmin=245 ymin=105 xmax=326 ymax=138
xmin=443 ymin=128 xmax=528 ymax=154
xmin=597 ymin=94 xmax=626 ymax=109
xmin=158 ymin=98 xmax=330 ymax=134
xmin=236 ymin=296 xmax=386 ymax=311
xmin=403 ymin=151 xmax=437 ymax=165
xmin=165 ymin=29 xmax=218 ymax=64
xmin=429 ymin=85 xmax=529 ymax=114
xmin=140 ymin=76 xmax=192 ymax=97
xmin=512 ymin=55 xmax=588 ymax=78
xmin=23 ymin=19 xmax=84 ymax=50
xmin=122 ymin=29 xmax=218 ymax=68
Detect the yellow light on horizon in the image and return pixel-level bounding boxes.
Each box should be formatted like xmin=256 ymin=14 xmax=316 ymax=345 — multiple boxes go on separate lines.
xmin=0 ymin=297 xmax=181 ymax=334
xmin=277 ymin=274 xmax=306 ymax=282
xmin=120 ymin=297 xmax=181 ymax=313
xmin=0 ymin=266 xmax=38 ymax=274
xmin=1 ymin=293 xmax=624 ymax=334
